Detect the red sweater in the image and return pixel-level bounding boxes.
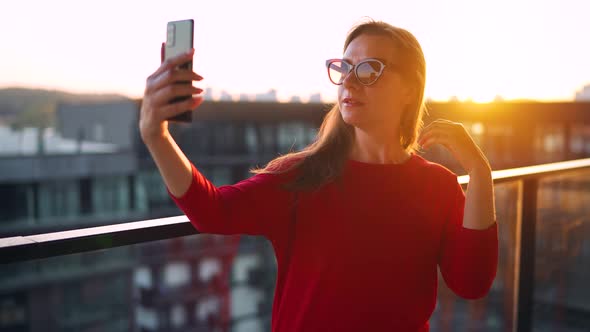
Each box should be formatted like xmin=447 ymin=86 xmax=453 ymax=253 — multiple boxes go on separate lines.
xmin=167 ymin=154 xmax=498 ymax=331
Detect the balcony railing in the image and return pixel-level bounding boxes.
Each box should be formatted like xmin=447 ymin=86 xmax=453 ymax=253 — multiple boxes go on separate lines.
xmin=1 ymin=158 xmax=590 ymax=332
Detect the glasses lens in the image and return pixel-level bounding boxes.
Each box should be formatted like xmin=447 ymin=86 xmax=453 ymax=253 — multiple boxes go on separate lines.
xmin=328 ymin=60 xmax=349 ymax=85
xmin=356 ymin=60 xmax=383 ymax=85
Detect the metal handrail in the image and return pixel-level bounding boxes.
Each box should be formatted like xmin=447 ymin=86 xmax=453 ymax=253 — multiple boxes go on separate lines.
xmin=1 ymin=158 xmax=589 ymax=265
xmin=457 ymin=157 xmax=590 ymax=184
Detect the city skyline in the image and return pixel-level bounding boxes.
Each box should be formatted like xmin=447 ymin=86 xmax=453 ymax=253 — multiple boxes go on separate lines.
xmin=1 ymin=0 xmax=589 ymax=103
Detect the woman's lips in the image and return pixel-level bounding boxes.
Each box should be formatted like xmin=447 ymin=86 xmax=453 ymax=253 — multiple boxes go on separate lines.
xmin=342 ymin=97 xmax=364 ymax=107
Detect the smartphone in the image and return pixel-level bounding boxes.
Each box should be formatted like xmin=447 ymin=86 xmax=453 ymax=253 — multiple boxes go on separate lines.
xmin=165 ymin=19 xmax=194 ymax=122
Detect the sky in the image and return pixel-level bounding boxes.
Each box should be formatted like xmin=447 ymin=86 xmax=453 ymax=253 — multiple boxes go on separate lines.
xmin=1 ymin=0 xmax=589 ymax=103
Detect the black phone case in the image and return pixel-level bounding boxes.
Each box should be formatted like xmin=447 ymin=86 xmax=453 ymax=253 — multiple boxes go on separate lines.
xmin=168 ymin=61 xmax=193 ymax=123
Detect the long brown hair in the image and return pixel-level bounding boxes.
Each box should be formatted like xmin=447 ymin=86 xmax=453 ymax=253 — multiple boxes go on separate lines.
xmin=250 ymin=19 xmax=427 ymax=192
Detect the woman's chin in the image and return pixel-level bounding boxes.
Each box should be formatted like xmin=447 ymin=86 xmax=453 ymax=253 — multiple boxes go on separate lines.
xmin=340 ymin=112 xmax=364 ymax=128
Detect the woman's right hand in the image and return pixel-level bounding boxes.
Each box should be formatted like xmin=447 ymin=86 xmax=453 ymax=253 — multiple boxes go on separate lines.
xmin=139 ymin=43 xmax=204 ymax=144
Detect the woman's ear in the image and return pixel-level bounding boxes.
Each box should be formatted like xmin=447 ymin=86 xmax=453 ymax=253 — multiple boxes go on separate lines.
xmin=402 ymin=86 xmax=416 ymax=107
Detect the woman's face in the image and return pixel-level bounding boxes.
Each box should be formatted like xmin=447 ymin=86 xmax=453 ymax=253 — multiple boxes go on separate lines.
xmin=338 ymin=33 xmax=412 ymax=136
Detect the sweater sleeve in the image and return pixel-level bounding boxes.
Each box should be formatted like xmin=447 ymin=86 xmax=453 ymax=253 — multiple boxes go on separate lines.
xmin=166 ymin=162 xmax=295 ymax=239
xmin=438 ymin=177 xmax=498 ymax=300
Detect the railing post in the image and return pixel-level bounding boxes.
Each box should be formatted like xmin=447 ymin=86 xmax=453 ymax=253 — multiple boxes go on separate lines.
xmin=516 ymin=178 xmax=538 ymax=332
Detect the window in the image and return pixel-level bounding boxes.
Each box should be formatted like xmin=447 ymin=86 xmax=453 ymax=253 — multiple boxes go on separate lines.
xmin=38 ymin=180 xmax=79 ymax=221
xmin=91 ymin=175 xmax=130 ymax=216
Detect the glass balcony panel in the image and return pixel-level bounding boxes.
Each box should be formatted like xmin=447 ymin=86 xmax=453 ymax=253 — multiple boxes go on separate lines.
xmin=430 ymin=181 xmax=519 ymax=331
xmin=0 ymin=233 xmax=275 ymax=332
xmin=533 ymin=169 xmax=590 ymax=331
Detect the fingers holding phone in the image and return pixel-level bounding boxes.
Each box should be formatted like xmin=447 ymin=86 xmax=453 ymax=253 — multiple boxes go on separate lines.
xmin=140 ymin=48 xmax=204 ymax=143
xmin=149 ymin=50 xmax=202 ymax=93
xmin=140 ymin=19 xmax=202 ymax=144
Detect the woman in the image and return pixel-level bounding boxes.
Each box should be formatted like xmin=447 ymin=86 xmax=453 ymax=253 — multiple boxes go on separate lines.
xmin=140 ymin=20 xmax=498 ymax=332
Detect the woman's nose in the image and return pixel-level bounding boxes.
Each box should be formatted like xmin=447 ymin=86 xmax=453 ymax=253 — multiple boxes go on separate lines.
xmin=341 ymin=69 xmax=359 ymax=88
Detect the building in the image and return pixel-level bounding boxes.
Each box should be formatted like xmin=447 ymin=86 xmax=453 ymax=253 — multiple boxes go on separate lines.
xmin=575 ymin=84 xmax=590 ymax=101
xmin=56 ymin=100 xmax=138 ymax=150
xmin=308 ymin=92 xmax=322 ymax=103
xmin=254 ymin=89 xmax=278 ymax=102
xmin=2 ymin=99 xmax=590 ymax=331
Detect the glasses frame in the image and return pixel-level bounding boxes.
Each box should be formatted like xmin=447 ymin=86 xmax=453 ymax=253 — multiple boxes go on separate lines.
xmin=325 ymin=58 xmax=388 ymax=86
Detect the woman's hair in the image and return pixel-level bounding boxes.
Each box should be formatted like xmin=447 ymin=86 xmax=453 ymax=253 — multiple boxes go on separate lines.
xmin=250 ymin=19 xmax=427 ymax=192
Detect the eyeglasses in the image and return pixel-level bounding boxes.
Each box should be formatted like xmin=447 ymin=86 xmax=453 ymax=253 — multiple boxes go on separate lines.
xmin=325 ymin=58 xmax=389 ymax=86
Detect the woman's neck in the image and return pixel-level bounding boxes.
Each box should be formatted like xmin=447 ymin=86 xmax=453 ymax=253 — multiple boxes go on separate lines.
xmin=349 ymin=127 xmax=411 ymax=164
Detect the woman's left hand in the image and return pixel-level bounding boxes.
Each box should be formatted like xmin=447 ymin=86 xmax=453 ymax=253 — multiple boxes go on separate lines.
xmin=418 ymin=119 xmax=491 ymax=174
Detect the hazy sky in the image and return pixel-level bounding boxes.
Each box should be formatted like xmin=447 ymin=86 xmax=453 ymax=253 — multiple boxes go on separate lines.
xmin=1 ymin=0 xmax=588 ymax=102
